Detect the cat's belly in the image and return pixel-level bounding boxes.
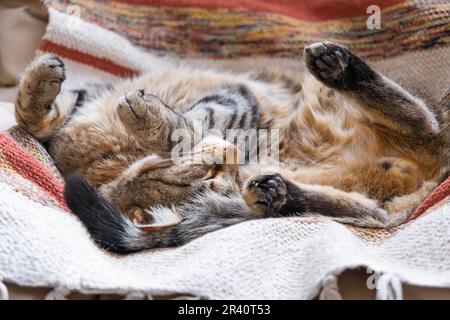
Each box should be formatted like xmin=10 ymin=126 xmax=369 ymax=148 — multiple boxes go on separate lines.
xmin=246 ymin=102 xmax=425 ymax=201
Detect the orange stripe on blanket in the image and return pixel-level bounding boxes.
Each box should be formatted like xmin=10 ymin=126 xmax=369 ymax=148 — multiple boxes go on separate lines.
xmin=40 ymin=39 xmax=139 ymax=78
xmin=0 ymin=132 xmax=69 ymax=212
xmin=112 ymin=0 xmax=406 ymax=21
xmin=409 ymin=177 xmax=450 ymax=221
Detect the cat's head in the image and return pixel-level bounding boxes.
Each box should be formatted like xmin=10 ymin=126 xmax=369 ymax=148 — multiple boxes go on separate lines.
xmin=108 ymin=134 xmax=246 ymax=223
xmin=180 ymin=134 xmax=243 ymax=195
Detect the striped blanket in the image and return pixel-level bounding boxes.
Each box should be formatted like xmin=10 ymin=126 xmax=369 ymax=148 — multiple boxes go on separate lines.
xmin=46 ymin=0 xmax=448 ymax=60
xmin=0 ymin=0 xmax=449 ymax=299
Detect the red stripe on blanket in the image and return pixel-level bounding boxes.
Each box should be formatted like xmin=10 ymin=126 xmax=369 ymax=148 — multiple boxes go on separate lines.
xmin=112 ymin=0 xmax=406 ymax=21
xmin=40 ymin=40 xmax=139 ymax=78
xmin=0 ymin=132 xmax=69 ymax=211
xmin=409 ymin=176 xmax=450 ymax=221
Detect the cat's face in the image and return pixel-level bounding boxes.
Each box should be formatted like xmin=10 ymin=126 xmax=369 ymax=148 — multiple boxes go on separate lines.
xmin=190 ymin=135 xmax=243 ymax=194
xmin=108 ymin=135 xmax=245 ymax=223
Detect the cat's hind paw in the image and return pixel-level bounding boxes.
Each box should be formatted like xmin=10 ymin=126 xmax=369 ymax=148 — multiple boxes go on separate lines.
xmin=17 ymin=54 xmax=66 ymax=114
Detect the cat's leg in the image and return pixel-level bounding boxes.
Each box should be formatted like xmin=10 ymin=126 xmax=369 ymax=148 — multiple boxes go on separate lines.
xmin=304 ymin=42 xmax=440 ymax=138
xmin=243 ymin=173 xmax=389 ymax=227
xmin=117 ymin=90 xmax=194 ymax=152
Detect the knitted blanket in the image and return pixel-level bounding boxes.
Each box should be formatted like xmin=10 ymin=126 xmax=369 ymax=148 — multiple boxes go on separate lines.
xmin=0 ymin=1 xmax=449 ymax=299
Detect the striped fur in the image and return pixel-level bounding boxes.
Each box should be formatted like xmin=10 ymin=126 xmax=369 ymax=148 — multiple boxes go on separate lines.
xmin=185 ymin=84 xmax=259 ymax=132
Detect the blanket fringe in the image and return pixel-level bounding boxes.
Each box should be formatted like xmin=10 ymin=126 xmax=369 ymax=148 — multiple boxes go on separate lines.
xmin=45 ymin=286 xmax=71 ymax=300
xmin=318 ymin=274 xmax=342 ymax=300
xmin=0 ymin=281 xmax=9 ymax=300
xmin=376 ymin=273 xmax=403 ymax=300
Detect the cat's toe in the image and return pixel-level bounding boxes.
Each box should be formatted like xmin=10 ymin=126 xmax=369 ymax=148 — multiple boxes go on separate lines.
xmin=243 ymin=173 xmax=287 ymax=217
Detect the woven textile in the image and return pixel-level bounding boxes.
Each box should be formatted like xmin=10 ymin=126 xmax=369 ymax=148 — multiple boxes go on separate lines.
xmin=0 ymin=1 xmax=449 ymax=299
xmin=0 ymin=128 xmax=67 ymax=212
xmin=45 ymin=0 xmax=449 ymax=60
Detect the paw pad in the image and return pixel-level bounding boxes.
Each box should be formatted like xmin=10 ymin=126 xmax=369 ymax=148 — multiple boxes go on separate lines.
xmin=304 ymin=42 xmax=350 ymax=83
xmin=244 ymin=173 xmax=288 ymax=216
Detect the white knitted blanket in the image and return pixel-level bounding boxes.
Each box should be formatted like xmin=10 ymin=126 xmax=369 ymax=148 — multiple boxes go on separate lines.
xmin=1 ymin=180 xmax=449 ymax=299
xmin=0 ymin=8 xmax=449 ymax=300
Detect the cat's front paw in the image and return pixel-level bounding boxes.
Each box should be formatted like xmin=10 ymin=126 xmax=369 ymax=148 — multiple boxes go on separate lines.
xmin=243 ymin=173 xmax=287 ymax=217
xmin=18 ymin=54 xmax=66 ymax=113
xmin=304 ymin=42 xmax=375 ymax=90
xmin=117 ymin=90 xmax=162 ymax=130
xmin=118 ymin=90 xmax=188 ymax=152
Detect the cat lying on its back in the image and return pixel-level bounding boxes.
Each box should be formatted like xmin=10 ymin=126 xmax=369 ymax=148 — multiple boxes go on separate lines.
xmin=15 ymin=42 xmax=448 ymax=253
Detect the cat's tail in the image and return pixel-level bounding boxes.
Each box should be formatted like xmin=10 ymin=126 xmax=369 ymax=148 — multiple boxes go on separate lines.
xmin=64 ymin=174 xmax=250 ymax=254
xmin=64 ymin=174 xmax=173 ymax=253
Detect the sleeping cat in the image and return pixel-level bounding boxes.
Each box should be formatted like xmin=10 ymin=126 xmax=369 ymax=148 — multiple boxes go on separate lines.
xmin=15 ymin=42 xmax=448 ymax=253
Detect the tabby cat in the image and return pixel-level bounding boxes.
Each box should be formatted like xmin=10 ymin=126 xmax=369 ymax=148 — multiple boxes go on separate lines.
xmin=15 ymin=42 xmax=449 ymax=253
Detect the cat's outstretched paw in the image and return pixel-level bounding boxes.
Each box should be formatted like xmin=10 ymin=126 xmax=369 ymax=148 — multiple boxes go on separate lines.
xmin=243 ymin=173 xmax=287 ymax=217
xmin=304 ymin=42 xmax=375 ymax=90
xmin=17 ymin=54 xmax=65 ymax=114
